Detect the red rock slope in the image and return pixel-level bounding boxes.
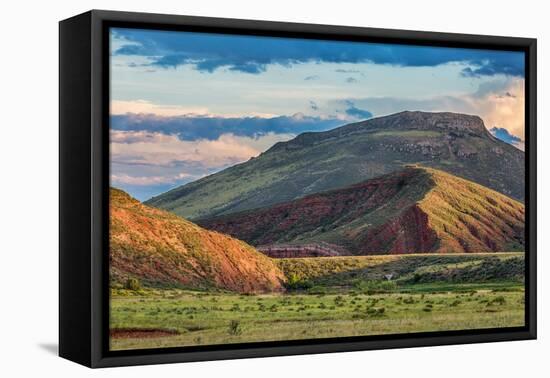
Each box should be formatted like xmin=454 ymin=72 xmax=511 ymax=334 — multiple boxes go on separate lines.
xmin=110 ymin=188 xmax=286 ymax=293
xmin=199 ymin=167 xmax=525 ymax=255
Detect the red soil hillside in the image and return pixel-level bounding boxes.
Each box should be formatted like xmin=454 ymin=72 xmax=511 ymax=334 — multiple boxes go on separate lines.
xmin=110 ymin=188 xmax=286 ymax=293
xmin=199 ymin=167 xmax=525 ymax=255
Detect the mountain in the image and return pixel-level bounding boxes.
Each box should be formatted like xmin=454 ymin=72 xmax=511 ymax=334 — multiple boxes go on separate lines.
xmin=145 ymin=111 xmax=525 ymax=220
xmin=198 ymin=167 xmax=525 ymax=255
xmin=109 ymin=188 xmax=285 ymax=293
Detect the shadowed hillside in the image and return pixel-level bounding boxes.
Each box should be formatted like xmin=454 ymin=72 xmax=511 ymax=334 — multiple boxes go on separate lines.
xmin=146 ymin=111 xmax=524 ymax=220
xmin=199 ymin=167 xmax=525 ymax=255
xmin=109 ymin=188 xmax=286 ymax=293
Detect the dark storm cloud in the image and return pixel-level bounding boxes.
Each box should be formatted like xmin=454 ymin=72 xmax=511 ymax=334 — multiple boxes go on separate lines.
xmin=112 ymin=28 xmax=525 ymax=77
xmin=111 ymin=113 xmax=342 ymax=141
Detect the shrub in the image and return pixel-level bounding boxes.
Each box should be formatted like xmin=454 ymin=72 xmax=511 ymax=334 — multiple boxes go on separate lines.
xmin=285 ymin=273 xmax=313 ymax=291
xmin=494 ymin=296 xmax=506 ymax=305
xmin=124 ymin=278 xmax=141 ymax=291
xmin=488 ymin=296 xmax=506 ymax=306
xmin=403 ymin=297 xmax=415 ymax=304
xmin=334 ymin=295 xmax=346 ymax=306
xmin=228 ymin=320 xmax=242 ymax=336
xmin=365 ymin=307 xmax=386 ymax=317
xmin=354 ymin=280 xmax=397 ymax=294
xmin=230 ymin=303 xmax=241 ymax=312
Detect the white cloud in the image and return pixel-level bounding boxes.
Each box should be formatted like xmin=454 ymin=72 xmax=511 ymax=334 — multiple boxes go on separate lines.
xmin=110 ymin=131 xmax=295 ymax=185
xmin=111 ymin=172 xmax=192 ymax=186
xmin=336 ymin=77 xmax=525 ymax=141
xmin=111 ymin=100 xmax=279 ymax=119
xmin=111 ymin=100 xmax=209 ymax=117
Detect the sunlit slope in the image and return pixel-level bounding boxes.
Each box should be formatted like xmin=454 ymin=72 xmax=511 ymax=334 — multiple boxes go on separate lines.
xmin=199 ymin=167 xmax=524 ymax=254
xmin=110 ymin=188 xmax=286 ymax=292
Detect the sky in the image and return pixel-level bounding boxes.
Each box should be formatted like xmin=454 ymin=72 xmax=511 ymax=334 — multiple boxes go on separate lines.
xmin=109 ymin=28 xmax=525 ymax=201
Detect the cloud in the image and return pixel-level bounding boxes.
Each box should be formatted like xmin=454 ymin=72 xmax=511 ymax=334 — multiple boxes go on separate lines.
xmin=111 ymin=172 xmax=192 ymax=186
xmin=490 ymin=127 xmax=524 ymax=151
xmin=344 ymin=101 xmax=373 ymax=120
xmin=333 ymin=77 xmax=525 ymax=139
xmin=110 ymin=131 xmax=297 ymax=199
xmin=111 ymin=131 xmax=263 ymax=168
xmin=111 ymin=100 xmax=209 ymax=117
xmin=112 ymin=28 xmax=524 ymax=77
xmin=111 ymin=112 xmax=342 ymax=141
xmin=304 ymin=75 xmax=320 ymax=81
xmin=335 ymin=69 xmax=361 ymax=74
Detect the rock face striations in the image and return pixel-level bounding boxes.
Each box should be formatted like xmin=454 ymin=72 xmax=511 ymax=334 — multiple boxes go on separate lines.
xmin=198 ymin=167 xmax=525 ymax=255
xmin=145 ymin=111 xmax=525 ymax=220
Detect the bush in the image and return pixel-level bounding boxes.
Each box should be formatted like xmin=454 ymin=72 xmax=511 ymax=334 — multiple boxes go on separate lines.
xmin=285 ymin=273 xmax=313 ymax=291
xmin=228 ymin=320 xmax=242 ymax=336
xmin=403 ymin=297 xmax=415 ymax=304
xmin=124 ymin=278 xmax=141 ymax=291
xmin=365 ymin=307 xmax=386 ymax=317
xmin=489 ymin=296 xmax=506 ymax=306
xmin=354 ymin=280 xmax=397 ymax=294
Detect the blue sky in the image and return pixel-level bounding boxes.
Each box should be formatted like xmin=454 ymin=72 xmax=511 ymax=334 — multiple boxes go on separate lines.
xmin=110 ymin=28 xmax=525 ymax=201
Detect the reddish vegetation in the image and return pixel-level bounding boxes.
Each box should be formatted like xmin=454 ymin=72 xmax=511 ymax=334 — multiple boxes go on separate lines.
xmin=199 ymin=167 xmax=525 ymax=255
xmin=110 ymin=188 xmax=286 ymax=293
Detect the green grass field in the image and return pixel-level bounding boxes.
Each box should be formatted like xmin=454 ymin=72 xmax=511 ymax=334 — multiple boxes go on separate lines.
xmin=110 ymin=253 xmax=525 ymax=351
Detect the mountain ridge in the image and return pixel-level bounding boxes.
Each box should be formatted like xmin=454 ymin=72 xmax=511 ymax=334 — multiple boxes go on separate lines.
xmin=198 ymin=167 xmax=525 ymax=255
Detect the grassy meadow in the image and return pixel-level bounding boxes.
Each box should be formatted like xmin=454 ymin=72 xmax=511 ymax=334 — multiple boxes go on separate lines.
xmin=110 ymin=253 xmax=525 ymax=351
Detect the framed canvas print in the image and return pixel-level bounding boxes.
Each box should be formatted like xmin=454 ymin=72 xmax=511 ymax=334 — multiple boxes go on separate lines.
xmin=59 ymin=10 xmax=537 ymax=368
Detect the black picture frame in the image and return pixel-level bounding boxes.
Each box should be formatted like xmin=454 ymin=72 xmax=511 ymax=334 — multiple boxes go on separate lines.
xmin=59 ymin=9 xmax=537 ymax=368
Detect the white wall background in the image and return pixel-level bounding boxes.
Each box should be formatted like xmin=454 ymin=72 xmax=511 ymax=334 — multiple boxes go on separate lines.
xmin=0 ymin=0 xmax=546 ymax=376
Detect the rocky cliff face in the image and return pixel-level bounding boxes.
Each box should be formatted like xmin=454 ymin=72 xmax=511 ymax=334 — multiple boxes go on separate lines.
xmin=198 ymin=167 xmax=525 ymax=255
xmin=275 ymin=111 xmax=491 ymax=149
xmin=146 ymin=111 xmax=524 ymax=220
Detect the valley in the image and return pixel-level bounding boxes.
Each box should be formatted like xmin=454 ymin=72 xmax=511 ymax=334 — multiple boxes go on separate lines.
xmin=110 ymin=253 xmax=525 ymax=350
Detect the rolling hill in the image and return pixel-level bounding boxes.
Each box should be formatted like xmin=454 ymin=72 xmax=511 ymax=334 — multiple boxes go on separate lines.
xmin=198 ymin=167 xmax=525 ymax=255
xmin=109 ymin=188 xmax=285 ymax=293
xmin=145 ymin=111 xmax=525 ymax=220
